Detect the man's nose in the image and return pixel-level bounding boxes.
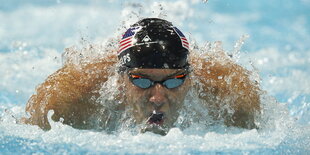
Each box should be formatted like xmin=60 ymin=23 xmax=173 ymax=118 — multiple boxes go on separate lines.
xmin=149 ymin=83 xmax=168 ymax=107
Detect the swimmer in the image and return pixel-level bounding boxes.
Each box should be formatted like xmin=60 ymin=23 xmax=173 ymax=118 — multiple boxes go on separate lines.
xmin=21 ymin=18 xmax=260 ymax=135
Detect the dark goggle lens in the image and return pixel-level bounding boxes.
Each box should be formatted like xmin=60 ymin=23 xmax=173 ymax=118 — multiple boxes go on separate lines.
xmin=131 ymin=77 xmax=185 ymax=89
xmin=132 ymin=78 xmax=153 ymax=89
xmin=163 ymin=78 xmax=185 ymax=89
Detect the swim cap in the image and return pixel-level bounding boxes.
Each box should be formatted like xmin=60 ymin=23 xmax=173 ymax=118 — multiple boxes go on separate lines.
xmin=118 ymin=18 xmax=189 ymax=69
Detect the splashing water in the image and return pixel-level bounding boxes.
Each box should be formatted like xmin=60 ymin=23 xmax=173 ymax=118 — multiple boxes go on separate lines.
xmin=1 ymin=0 xmax=310 ymax=154
xmin=1 ymin=38 xmax=309 ymax=154
xmin=230 ymin=34 xmax=250 ymax=62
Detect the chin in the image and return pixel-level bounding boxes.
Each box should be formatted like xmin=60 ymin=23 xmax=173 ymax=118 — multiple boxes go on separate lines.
xmin=140 ymin=123 xmax=170 ymax=136
xmin=137 ymin=111 xmax=177 ymax=136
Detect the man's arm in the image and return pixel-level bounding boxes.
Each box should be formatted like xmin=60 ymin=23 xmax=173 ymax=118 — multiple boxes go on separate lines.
xmin=190 ymin=51 xmax=260 ymax=129
xmin=21 ymin=55 xmax=118 ymax=130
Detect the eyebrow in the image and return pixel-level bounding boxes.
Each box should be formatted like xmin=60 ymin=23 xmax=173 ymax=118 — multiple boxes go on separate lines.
xmin=129 ymin=70 xmax=187 ymax=79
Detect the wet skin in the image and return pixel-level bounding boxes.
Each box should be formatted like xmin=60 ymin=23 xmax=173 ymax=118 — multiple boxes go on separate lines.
xmin=22 ymin=52 xmax=260 ymax=132
xmin=123 ymin=68 xmax=191 ymax=129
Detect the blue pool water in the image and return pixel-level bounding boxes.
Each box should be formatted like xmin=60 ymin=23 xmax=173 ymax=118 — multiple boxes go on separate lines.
xmin=1 ymin=0 xmax=310 ymax=154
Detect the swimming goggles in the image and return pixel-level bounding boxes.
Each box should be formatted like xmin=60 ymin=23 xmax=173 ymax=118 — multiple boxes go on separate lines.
xmin=128 ymin=72 xmax=188 ymax=89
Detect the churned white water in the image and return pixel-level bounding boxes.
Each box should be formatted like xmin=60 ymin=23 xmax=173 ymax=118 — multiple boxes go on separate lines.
xmin=1 ymin=0 xmax=310 ymax=154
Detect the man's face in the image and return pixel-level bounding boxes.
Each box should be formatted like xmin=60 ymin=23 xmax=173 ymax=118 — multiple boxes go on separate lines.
xmin=123 ymin=68 xmax=191 ymax=131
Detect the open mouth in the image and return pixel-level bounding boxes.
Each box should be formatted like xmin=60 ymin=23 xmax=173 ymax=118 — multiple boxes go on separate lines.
xmin=142 ymin=111 xmax=168 ymax=135
xmin=147 ymin=111 xmax=164 ymax=125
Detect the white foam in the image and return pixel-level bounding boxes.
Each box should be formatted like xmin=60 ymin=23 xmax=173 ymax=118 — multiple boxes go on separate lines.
xmin=1 ymin=104 xmax=308 ymax=154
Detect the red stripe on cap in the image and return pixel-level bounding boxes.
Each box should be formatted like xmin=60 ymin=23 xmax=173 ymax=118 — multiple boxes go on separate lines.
xmin=183 ymin=44 xmax=189 ymax=49
xmin=182 ymin=41 xmax=189 ymax=45
xmin=118 ymin=44 xmax=132 ymax=53
xmin=120 ymin=40 xmax=131 ymax=47
xmin=120 ymin=37 xmax=132 ymax=44
xmin=181 ymin=38 xmax=188 ymax=41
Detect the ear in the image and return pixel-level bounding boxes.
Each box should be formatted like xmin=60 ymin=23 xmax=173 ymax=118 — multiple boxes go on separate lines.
xmin=116 ymin=73 xmax=127 ymax=92
xmin=118 ymin=84 xmax=123 ymax=91
xmin=182 ymin=74 xmax=192 ymax=93
xmin=113 ymin=74 xmax=127 ymax=107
